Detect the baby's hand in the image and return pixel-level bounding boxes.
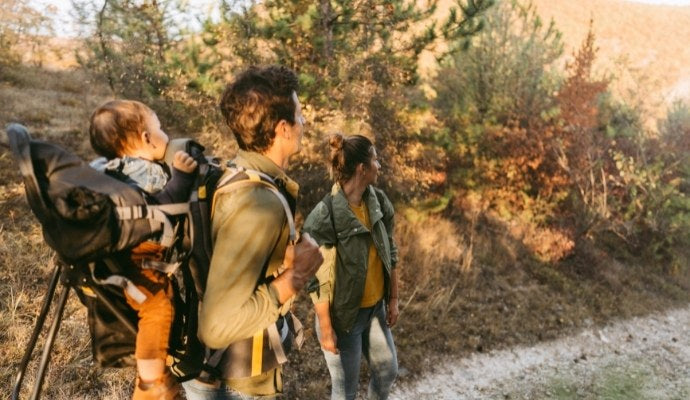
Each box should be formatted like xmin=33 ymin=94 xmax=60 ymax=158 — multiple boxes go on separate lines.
xmin=173 ymin=150 xmax=198 ymax=173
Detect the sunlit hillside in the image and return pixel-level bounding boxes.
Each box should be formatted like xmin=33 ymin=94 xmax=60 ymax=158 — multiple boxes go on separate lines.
xmin=428 ymin=0 xmax=690 ymax=118
xmin=531 ymin=0 xmax=690 ymax=107
xmin=3 ymin=1 xmax=690 ymax=398
xmin=15 ymin=36 xmax=81 ymax=70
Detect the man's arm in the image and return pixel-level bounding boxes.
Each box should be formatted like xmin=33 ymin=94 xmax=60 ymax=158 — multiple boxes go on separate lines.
xmin=198 ymin=186 xmax=321 ymax=349
xmin=198 ymin=187 xmax=285 ymax=349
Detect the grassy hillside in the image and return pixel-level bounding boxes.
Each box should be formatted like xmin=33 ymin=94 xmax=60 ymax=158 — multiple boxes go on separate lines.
xmin=427 ymin=0 xmax=690 ymax=119
xmin=531 ymin=0 xmax=690 ymax=110
xmin=2 ymin=1 xmax=690 ymax=398
xmin=2 ymin=63 xmax=690 ymax=398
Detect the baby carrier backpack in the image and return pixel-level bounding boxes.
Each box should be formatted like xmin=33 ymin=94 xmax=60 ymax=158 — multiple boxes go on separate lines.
xmin=7 ymin=124 xmax=298 ymax=399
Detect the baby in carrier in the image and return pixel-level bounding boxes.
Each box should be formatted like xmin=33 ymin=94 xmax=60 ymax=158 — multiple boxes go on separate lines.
xmin=89 ymin=100 xmax=198 ymax=400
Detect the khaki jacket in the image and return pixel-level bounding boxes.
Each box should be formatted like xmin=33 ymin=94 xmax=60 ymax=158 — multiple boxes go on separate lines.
xmin=303 ymin=183 xmax=398 ymax=333
xmin=198 ymin=150 xmax=297 ymax=394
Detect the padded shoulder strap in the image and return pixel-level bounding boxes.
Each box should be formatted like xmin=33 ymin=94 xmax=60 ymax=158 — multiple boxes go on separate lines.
xmin=211 ymin=167 xmax=296 ymax=244
xmin=114 ymin=202 xmax=190 ymax=248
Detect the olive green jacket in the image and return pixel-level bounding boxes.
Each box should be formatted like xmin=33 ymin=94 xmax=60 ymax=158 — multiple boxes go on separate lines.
xmin=198 ymin=150 xmax=297 ymax=394
xmin=303 ymin=183 xmax=398 ymax=333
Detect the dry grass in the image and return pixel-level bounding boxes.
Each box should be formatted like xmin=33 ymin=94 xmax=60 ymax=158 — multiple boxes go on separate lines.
xmin=0 ymin=63 xmax=132 ymax=398
xmin=388 ymin=205 xmax=690 ymax=380
xmin=0 ymin=66 xmax=110 ymax=155
xmin=13 ymin=36 xmax=83 ymax=70
xmin=0 ymin=153 xmax=133 ymax=398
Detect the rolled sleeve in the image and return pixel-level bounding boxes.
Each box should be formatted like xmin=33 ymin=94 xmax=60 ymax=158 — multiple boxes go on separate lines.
xmin=379 ymin=190 xmax=398 ymax=269
xmin=309 ymin=245 xmax=336 ymax=304
xmin=303 ymin=201 xmax=337 ymax=304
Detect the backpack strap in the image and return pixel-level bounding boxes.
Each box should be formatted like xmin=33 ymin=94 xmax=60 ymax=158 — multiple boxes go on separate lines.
xmin=115 ymin=203 xmax=190 ymax=248
xmin=88 ymin=261 xmax=147 ymax=304
xmin=211 ymin=167 xmax=296 ymax=244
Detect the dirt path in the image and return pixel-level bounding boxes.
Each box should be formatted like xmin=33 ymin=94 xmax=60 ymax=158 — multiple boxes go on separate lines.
xmin=392 ymin=305 xmax=690 ymax=400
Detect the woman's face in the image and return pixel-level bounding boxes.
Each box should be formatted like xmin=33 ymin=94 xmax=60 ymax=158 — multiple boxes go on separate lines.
xmin=362 ymin=147 xmax=381 ymax=185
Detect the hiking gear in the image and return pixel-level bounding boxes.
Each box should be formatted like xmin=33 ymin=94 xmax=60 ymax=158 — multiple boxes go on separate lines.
xmin=168 ymin=160 xmax=299 ymax=382
xmin=194 ymin=150 xmax=304 ymax=394
xmin=195 ymin=164 xmax=301 ymax=382
xmin=6 ymin=122 xmax=186 ymax=400
xmin=201 ymin=312 xmax=303 ymax=380
xmin=303 ymin=184 xmax=398 ymax=333
xmin=6 ymin=124 xmax=185 ymax=265
xmin=12 ymin=257 xmax=138 ymax=400
xmin=133 ymin=371 xmax=184 ymax=400
xmin=8 ymin=125 xmax=299 ymax=399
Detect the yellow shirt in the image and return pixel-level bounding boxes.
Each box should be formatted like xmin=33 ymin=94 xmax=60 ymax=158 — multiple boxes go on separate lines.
xmin=349 ymin=201 xmax=384 ymax=308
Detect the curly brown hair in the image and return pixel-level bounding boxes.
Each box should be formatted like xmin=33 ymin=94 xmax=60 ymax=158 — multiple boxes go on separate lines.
xmin=219 ymin=65 xmax=299 ymax=153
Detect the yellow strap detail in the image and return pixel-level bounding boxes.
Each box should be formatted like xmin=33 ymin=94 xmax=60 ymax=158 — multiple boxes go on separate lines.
xmin=251 ymin=331 xmax=264 ymax=376
xmin=198 ymin=185 xmax=207 ymax=199
xmin=246 ymin=171 xmax=261 ymax=182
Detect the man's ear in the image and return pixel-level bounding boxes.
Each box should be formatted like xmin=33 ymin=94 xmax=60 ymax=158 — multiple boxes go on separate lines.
xmin=274 ymin=120 xmax=289 ymax=140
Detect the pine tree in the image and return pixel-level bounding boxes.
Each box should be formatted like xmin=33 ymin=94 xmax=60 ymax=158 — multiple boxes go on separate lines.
xmin=74 ymin=0 xmax=181 ymax=99
xmin=201 ymin=0 xmax=493 ymax=196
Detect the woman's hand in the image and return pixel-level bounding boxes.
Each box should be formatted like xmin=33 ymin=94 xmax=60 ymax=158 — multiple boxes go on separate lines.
xmin=319 ymin=324 xmax=339 ymax=354
xmin=173 ymin=150 xmax=198 ymax=173
xmin=386 ymin=297 xmax=399 ymax=327
xmin=314 ymin=301 xmax=338 ymax=354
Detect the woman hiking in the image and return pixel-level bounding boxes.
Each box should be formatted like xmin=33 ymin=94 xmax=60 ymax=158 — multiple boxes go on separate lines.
xmin=304 ymin=133 xmax=400 ymax=400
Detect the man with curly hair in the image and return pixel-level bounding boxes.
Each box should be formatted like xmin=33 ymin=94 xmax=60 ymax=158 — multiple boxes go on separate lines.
xmin=182 ymin=65 xmax=323 ymax=399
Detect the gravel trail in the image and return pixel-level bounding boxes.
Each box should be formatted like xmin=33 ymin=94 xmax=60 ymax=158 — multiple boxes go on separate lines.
xmin=392 ymin=305 xmax=690 ymax=400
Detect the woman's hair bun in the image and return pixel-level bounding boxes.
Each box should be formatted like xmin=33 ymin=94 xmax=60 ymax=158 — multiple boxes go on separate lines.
xmin=329 ymin=133 xmax=344 ymax=150
xmin=327 ymin=133 xmax=373 ymax=184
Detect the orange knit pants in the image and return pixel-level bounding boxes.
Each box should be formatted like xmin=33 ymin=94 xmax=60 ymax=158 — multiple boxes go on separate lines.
xmin=126 ymin=243 xmax=175 ymax=361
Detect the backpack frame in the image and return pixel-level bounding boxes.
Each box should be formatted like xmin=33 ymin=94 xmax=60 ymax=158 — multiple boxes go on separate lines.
xmin=7 ymin=124 xmax=296 ymax=399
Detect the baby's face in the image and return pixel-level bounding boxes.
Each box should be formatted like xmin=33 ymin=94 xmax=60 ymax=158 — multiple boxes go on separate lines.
xmin=144 ymin=112 xmax=169 ymax=161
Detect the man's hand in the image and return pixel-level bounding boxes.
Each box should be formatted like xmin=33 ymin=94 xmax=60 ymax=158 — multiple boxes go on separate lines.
xmin=271 ymin=233 xmax=322 ymax=304
xmin=386 ymin=298 xmax=399 ymax=327
xmin=172 ymin=150 xmax=198 ymax=173
xmin=288 ymin=233 xmax=322 ymax=290
xmin=319 ymin=324 xmax=338 ymax=354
